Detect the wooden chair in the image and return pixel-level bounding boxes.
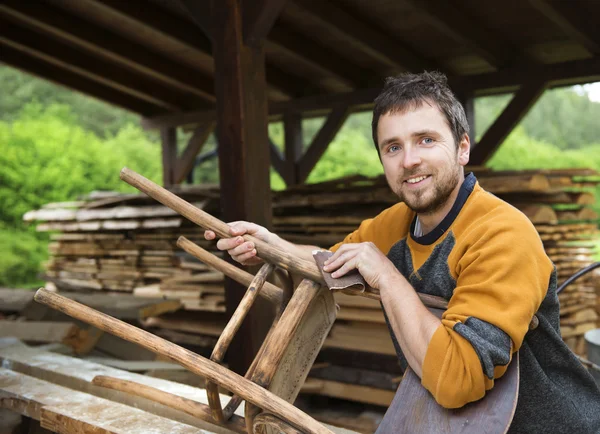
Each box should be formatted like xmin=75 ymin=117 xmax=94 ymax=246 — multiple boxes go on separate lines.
xmin=33 ymin=168 xmax=520 ymax=433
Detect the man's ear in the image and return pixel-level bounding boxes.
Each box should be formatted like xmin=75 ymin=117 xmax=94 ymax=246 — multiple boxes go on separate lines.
xmin=458 ymin=133 xmax=470 ymax=166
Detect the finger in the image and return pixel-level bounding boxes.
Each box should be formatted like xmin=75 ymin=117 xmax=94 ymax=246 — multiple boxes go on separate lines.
xmin=323 ymin=248 xmax=358 ymax=272
xmin=235 ymin=249 xmax=260 ymax=265
xmin=216 ymin=236 xmax=245 ymax=251
xmin=204 ymin=230 xmax=216 ymax=240
xmin=228 ymin=221 xmax=260 ymax=236
xmin=227 ymin=241 xmax=255 ymax=258
xmin=324 ymin=243 xmax=358 ymax=265
xmin=331 ymin=257 xmax=358 ymax=278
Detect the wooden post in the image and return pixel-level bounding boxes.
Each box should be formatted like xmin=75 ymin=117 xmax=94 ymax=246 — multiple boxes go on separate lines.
xmin=211 ymin=0 xmax=276 ymax=374
xmin=161 ymin=127 xmax=177 ymax=187
xmin=284 ymin=112 xmax=303 ymax=186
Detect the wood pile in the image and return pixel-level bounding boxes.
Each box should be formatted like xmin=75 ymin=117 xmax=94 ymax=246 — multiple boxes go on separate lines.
xmin=23 ymin=168 xmax=600 ymax=411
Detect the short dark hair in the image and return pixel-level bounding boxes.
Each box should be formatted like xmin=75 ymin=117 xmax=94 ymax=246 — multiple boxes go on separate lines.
xmin=371 ymin=71 xmax=469 ymax=151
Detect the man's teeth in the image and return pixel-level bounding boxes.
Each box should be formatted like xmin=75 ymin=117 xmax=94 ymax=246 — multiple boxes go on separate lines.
xmin=406 ymin=175 xmax=428 ymax=184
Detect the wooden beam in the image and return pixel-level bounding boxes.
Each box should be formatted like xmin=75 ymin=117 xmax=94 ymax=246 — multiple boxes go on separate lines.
xmin=174 ymin=122 xmax=215 ymax=184
xmin=529 ymin=0 xmax=600 ymax=55
xmin=0 ymin=19 xmax=201 ymax=111
xmin=470 ymin=79 xmax=548 ymax=165
xmin=91 ymin=0 xmax=311 ymax=98
xmin=212 ymin=0 xmax=274 ymax=374
xmin=1 ymin=44 xmax=166 ymax=116
xmin=161 ymin=127 xmax=177 ymax=187
xmin=177 ymin=0 xmax=213 ymax=40
xmin=0 ymin=1 xmax=216 ymax=102
xmin=455 ymin=57 xmax=600 ymax=96
xmin=268 ymin=24 xmax=370 ymax=88
xmin=243 ymin=0 xmax=288 ymax=45
xmin=142 ymin=57 xmax=600 ymax=130
xmin=298 ymin=107 xmax=349 ymax=183
xmin=457 ymin=92 xmax=476 ymax=140
xmin=290 ymin=0 xmax=437 ymax=73
xmin=284 ymin=112 xmax=304 ymax=186
xmin=403 ymin=0 xmax=515 ymax=69
xmin=270 ymin=139 xmax=287 ymax=182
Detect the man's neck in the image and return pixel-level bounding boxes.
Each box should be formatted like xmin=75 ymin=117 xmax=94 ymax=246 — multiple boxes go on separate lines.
xmin=417 ymin=173 xmax=465 ymax=236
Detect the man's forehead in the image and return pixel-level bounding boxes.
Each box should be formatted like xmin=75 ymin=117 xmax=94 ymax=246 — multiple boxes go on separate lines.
xmin=380 ymin=103 xmax=448 ymax=129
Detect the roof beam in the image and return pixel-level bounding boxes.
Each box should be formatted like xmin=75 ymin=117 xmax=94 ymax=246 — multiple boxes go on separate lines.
xmin=298 ymin=106 xmax=350 ymax=183
xmin=469 ymin=79 xmax=548 ymax=165
xmin=290 ymin=0 xmax=437 ymax=73
xmin=177 ymin=0 xmax=212 ymax=40
xmin=1 ymin=44 xmax=166 ymax=116
xmin=174 ymin=122 xmax=215 ymax=184
xmin=268 ymin=24 xmax=372 ymax=88
xmin=0 ymin=0 xmax=216 ymax=102
xmin=141 ymin=57 xmax=600 ymax=129
xmin=0 ymin=19 xmax=208 ymax=111
xmin=403 ymin=0 xmax=515 ymax=69
xmin=243 ymin=0 xmax=288 ymax=45
xmin=529 ymin=0 xmax=600 ymax=55
xmin=89 ymin=0 xmax=315 ymax=98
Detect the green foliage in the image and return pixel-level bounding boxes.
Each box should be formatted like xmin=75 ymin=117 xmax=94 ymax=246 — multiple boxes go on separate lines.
xmin=0 ymin=103 xmax=161 ymax=287
xmin=487 ymin=127 xmax=600 ymax=216
xmin=476 ymin=86 xmax=600 ymax=149
xmin=0 ymin=66 xmax=140 ymax=138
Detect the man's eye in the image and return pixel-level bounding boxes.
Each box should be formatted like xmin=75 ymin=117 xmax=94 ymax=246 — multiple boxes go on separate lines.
xmin=388 ymin=145 xmax=400 ymax=153
xmin=422 ymin=137 xmax=434 ymax=145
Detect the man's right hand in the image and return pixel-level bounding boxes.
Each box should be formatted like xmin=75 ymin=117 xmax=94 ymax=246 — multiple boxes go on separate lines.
xmin=204 ymin=221 xmax=272 ymax=266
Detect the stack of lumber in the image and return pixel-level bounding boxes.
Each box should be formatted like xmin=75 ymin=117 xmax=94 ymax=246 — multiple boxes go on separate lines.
xmin=23 ymin=168 xmax=600 ymax=409
xmin=24 ymin=188 xmax=228 ymax=313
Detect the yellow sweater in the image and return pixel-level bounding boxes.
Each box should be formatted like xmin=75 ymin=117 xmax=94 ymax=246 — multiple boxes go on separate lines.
xmin=331 ymin=173 xmax=554 ymax=408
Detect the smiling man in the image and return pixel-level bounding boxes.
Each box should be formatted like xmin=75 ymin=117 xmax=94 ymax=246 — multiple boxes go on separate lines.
xmin=206 ymin=72 xmax=600 ymax=433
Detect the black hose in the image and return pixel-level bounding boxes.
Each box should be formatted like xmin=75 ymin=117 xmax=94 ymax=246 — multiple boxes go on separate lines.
xmin=557 ymin=261 xmax=600 ymax=294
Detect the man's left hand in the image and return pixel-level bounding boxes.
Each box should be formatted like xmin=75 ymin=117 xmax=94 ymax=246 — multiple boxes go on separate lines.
xmin=323 ymin=242 xmax=400 ymax=290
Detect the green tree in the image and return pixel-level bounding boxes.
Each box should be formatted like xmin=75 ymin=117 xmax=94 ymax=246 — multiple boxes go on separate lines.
xmin=0 ymin=103 xmax=162 ymax=287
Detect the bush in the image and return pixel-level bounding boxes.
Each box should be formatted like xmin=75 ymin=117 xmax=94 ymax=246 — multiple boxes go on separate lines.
xmin=0 ymin=103 xmax=162 ymax=287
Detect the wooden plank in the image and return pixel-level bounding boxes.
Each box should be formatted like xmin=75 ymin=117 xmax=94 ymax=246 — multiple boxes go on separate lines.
xmin=470 ymin=79 xmax=548 ymax=165
xmin=0 ymin=18 xmax=201 ymax=111
xmin=0 ymin=44 xmax=165 ymax=116
xmin=0 ymin=369 xmax=206 ymax=434
xmin=243 ymin=0 xmax=288 ymax=45
xmin=298 ymin=106 xmax=350 ymax=183
xmin=301 ymin=378 xmax=395 ymax=407
xmin=0 ymin=0 xmax=216 ymax=101
xmin=0 ymin=345 xmax=235 ymax=433
xmin=82 ymin=358 xmax=187 ymax=372
xmin=0 ymin=288 xmax=35 ymax=312
xmin=212 ymin=0 xmax=274 ymax=374
xmin=174 ymin=122 xmax=215 ymax=184
xmin=0 ymin=320 xmax=81 ymax=344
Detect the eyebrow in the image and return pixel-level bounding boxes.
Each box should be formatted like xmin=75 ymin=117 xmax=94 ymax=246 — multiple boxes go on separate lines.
xmin=378 ymin=137 xmax=400 ymax=150
xmin=378 ymin=129 xmax=440 ymax=150
xmin=412 ymin=129 xmax=439 ymax=138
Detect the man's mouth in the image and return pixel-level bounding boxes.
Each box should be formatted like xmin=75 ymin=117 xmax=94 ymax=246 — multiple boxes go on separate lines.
xmin=404 ymin=175 xmax=430 ymax=185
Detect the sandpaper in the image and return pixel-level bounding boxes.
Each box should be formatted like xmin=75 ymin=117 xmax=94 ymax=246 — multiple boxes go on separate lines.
xmin=312 ymin=250 xmax=366 ymax=294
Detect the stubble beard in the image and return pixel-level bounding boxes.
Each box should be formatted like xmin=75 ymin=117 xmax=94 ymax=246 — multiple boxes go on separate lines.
xmin=392 ymin=163 xmax=462 ymax=215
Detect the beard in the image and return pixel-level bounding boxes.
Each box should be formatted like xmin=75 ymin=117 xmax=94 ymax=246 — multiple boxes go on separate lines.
xmin=392 ymin=164 xmax=462 ymax=215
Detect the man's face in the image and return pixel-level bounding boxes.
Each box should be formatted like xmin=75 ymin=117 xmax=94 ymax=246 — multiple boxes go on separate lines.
xmin=376 ymin=103 xmax=470 ymax=214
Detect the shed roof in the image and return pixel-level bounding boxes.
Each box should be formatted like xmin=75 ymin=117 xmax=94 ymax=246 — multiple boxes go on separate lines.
xmin=1 ymin=0 xmax=599 ymax=121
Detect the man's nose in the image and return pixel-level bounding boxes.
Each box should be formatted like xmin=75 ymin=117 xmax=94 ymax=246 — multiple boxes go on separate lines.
xmin=402 ymin=147 xmax=421 ymax=168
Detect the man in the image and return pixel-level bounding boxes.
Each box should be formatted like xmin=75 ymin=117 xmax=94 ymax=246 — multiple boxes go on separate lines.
xmin=205 ymin=72 xmax=600 ymax=433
